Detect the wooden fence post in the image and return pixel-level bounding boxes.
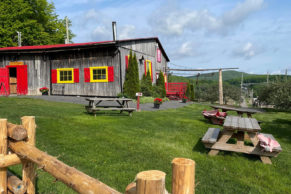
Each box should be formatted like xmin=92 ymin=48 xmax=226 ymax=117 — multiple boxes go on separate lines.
xmin=172 ymin=158 xmax=195 ymax=194
xmin=0 ymin=119 xmax=7 ymax=194
xmin=21 ymin=116 xmax=36 ymax=194
xmin=136 ymin=170 xmax=166 ymax=194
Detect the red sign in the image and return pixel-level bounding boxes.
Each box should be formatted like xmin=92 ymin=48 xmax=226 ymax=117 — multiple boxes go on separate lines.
xmin=157 ymin=48 xmax=161 ymax=63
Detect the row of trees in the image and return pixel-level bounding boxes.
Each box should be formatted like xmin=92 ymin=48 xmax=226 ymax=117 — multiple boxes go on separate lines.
xmin=195 ymin=82 xmax=241 ymax=104
xmin=257 ymin=81 xmax=291 ymax=110
xmin=123 ymin=51 xmax=166 ymax=99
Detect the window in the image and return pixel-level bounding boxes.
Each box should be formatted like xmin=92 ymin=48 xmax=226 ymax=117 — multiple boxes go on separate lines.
xmin=90 ymin=67 xmax=108 ymax=82
xmin=57 ymin=68 xmax=74 ymax=83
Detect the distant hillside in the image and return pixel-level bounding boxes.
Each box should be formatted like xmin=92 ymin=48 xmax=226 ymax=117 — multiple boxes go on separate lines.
xmin=169 ymin=70 xmax=291 ymax=85
xmin=188 ymin=70 xmax=254 ymax=81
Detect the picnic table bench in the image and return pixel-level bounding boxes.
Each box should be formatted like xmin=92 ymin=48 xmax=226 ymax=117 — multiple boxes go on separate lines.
xmin=210 ymin=105 xmax=261 ymax=118
xmin=202 ymin=116 xmax=282 ymax=164
xmin=85 ymin=98 xmax=136 ymax=116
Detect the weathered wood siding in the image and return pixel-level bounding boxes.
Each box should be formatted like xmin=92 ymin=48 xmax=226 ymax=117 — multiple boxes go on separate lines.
xmin=118 ymin=39 xmax=168 ymax=84
xmin=50 ymin=46 xmax=121 ymax=96
xmin=0 ymin=54 xmax=50 ymax=95
xmin=0 ymin=38 xmax=169 ymax=96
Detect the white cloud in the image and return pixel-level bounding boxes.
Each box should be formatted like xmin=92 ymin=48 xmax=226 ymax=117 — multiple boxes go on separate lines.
xmin=149 ymin=0 xmax=264 ymax=36
xmin=232 ymin=42 xmax=262 ymax=60
xmin=118 ymin=25 xmax=136 ymax=39
xmin=170 ymin=41 xmax=203 ymax=59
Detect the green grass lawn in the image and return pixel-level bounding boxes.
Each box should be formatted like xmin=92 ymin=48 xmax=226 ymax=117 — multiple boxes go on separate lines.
xmin=0 ymin=97 xmax=290 ymax=194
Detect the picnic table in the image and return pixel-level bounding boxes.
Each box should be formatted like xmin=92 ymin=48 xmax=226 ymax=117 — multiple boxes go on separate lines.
xmin=210 ymin=105 xmax=261 ymax=118
xmin=202 ymin=116 xmax=282 ymax=164
xmin=85 ymin=98 xmax=136 ymax=116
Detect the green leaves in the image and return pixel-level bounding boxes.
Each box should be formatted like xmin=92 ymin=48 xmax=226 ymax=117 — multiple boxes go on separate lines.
xmin=123 ymin=51 xmax=140 ymax=98
xmin=0 ymin=0 xmax=75 ymax=47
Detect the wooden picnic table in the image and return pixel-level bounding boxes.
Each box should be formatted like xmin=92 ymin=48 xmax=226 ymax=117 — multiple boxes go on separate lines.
xmin=210 ymin=105 xmax=261 ymax=118
xmin=202 ymin=116 xmax=282 ymax=164
xmin=85 ymin=97 xmax=136 ymax=116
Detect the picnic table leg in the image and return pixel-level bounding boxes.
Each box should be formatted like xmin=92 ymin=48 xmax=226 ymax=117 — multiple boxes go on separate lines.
xmin=209 ymin=130 xmax=234 ymax=156
xmin=237 ymin=131 xmax=244 ymax=148
xmin=237 ymin=111 xmax=243 ymax=117
xmin=248 ymin=132 xmax=272 ymax=164
xmin=95 ymin=100 xmax=102 ymax=107
xmin=260 ymin=156 xmax=272 ymax=164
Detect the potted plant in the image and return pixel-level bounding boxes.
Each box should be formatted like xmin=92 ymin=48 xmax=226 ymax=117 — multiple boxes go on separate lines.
xmin=182 ymin=98 xmax=187 ymax=103
xmin=39 ymin=87 xmax=49 ymax=95
xmin=153 ymin=98 xmax=162 ymax=108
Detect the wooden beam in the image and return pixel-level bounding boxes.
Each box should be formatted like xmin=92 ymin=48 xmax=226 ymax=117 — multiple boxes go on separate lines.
xmin=172 ymin=158 xmax=195 ymax=194
xmin=0 ymin=154 xmax=22 ymax=168
xmin=168 ymin=68 xmax=238 ymax=71
xmin=9 ymin=141 xmax=121 ymax=194
xmin=7 ymin=123 xmax=28 ymax=141
xmin=21 ymin=116 xmax=36 ymax=194
xmin=125 ymin=182 xmax=137 ymax=194
xmin=210 ymin=142 xmax=279 ymax=157
xmin=136 ymin=170 xmax=166 ymax=194
xmin=7 ymin=170 xmax=26 ymax=194
xmin=219 ymin=69 xmax=223 ymax=105
xmin=0 ymin=119 xmax=7 ymax=194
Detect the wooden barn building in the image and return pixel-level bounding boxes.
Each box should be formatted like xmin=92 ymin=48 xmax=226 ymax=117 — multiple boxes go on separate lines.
xmin=0 ymin=37 xmax=169 ymax=96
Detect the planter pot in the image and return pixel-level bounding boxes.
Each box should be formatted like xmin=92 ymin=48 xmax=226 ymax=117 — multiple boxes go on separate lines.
xmin=154 ymin=103 xmax=160 ymax=109
xmin=42 ymin=91 xmax=48 ymax=95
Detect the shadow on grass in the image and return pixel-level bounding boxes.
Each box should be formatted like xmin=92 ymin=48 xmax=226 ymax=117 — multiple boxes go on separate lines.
xmin=192 ymin=138 xmax=209 ymax=154
xmin=261 ymin=118 xmax=291 ymax=141
xmin=83 ymin=111 xmax=131 ymax=117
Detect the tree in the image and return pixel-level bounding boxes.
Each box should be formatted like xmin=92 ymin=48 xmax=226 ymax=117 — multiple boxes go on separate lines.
xmin=190 ymin=83 xmax=195 ymax=101
xmin=141 ymin=70 xmax=153 ymax=96
xmin=123 ymin=51 xmax=140 ymax=98
xmin=156 ymin=71 xmax=166 ymax=98
xmin=258 ymin=81 xmax=291 ymax=110
xmin=0 ymin=0 xmax=74 ymax=47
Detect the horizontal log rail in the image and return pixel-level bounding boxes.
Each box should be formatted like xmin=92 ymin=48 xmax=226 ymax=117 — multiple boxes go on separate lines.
xmin=9 ymin=141 xmax=121 ymax=194
xmin=7 ymin=123 xmax=28 ymax=141
xmin=0 ymin=116 xmax=196 ymax=194
xmin=0 ymin=154 xmax=21 ymax=168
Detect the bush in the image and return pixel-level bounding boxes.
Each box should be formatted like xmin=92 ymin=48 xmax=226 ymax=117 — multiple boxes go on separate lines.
xmin=156 ymin=71 xmax=166 ymax=98
xmin=141 ymin=71 xmax=153 ymax=96
xmin=123 ymin=51 xmax=140 ymax=98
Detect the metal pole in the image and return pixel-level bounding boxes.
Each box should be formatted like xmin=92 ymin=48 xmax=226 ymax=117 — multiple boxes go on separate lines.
xmin=65 ymin=17 xmax=69 ymax=44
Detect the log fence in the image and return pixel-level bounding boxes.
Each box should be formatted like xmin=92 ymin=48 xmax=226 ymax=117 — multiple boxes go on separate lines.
xmin=0 ymin=116 xmax=196 ymax=194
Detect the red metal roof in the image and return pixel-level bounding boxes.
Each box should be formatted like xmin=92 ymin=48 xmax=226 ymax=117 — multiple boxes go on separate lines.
xmin=0 ymin=37 xmax=170 ymax=61
xmin=0 ymin=40 xmax=114 ymax=51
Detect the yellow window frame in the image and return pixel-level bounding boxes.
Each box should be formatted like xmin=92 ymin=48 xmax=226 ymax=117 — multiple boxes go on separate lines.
xmin=146 ymin=60 xmax=152 ymax=77
xmin=90 ymin=66 xmax=108 ymax=82
xmin=57 ymin=68 xmax=74 ymax=83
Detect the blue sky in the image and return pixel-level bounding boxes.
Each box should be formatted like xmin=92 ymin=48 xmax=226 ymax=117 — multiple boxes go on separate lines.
xmin=51 ymin=0 xmax=291 ymax=75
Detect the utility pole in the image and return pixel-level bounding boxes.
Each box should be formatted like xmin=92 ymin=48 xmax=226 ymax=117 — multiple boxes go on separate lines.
xmin=240 ymin=72 xmax=244 ymax=95
xmin=267 ymin=72 xmax=269 ymax=84
xmin=17 ymin=31 xmax=22 ymax=47
xmin=65 ymin=16 xmax=69 ymax=44
xmin=219 ymin=69 xmax=223 ymax=105
xmin=285 ymin=69 xmax=288 ymax=82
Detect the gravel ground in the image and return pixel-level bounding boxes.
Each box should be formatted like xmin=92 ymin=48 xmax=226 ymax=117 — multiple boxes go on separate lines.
xmin=17 ymin=95 xmax=193 ymax=111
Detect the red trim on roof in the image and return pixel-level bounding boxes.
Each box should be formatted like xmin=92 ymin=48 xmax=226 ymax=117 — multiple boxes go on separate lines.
xmin=0 ymin=37 xmax=170 ymax=61
xmin=0 ymin=41 xmax=114 ymax=51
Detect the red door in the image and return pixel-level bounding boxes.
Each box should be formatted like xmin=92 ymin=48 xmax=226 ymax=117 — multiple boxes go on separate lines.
xmin=16 ymin=65 xmax=28 ymax=95
xmin=0 ymin=68 xmax=9 ymax=95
